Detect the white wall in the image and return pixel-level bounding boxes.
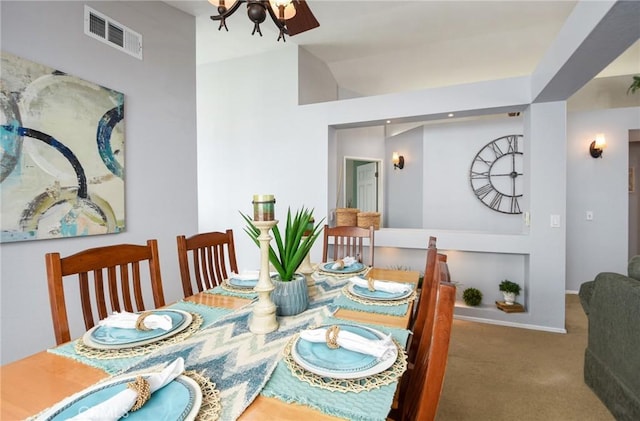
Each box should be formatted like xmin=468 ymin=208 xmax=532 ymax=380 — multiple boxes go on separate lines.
xmin=0 ymin=1 xmax=198 ymax=364
xmin=298 ymin=48 xmax=338 ymax=105
xmin=196 ymin=46 xmax=329 ymax=271
xmin=566 ymin=107 xmax=639 ymax=291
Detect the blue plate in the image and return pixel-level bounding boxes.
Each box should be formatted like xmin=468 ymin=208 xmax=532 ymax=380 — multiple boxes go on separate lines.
xmin=348 ymin=283 xmax=413 ymax=301
xmin=228 ymin=277 xmax=258 ymax=288
xmin=321 ymin=261 xmax=365 ymax=274
xmin=291 ymin=323 xmax=397 ymax=379
xmin=83 ymin=310 xmax=192 ymax=349
xmin=41 ymin=374 xmax=202 ymax=421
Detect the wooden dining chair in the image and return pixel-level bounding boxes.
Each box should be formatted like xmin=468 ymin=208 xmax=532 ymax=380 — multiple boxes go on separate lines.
xmin=177 ymin=229 xmax=238 ymax=296
xmin=407 ymin=236 xmax=439 ymax=363
xmin=396 ymin=281 xmax=456 ymax=421
xmin=436 ymin=258 xmax=451 ymax=283
xmin=45 ymin=239 xmax=165 ymax=345
xmin=322 ymin=224 xmax=375 ymax=266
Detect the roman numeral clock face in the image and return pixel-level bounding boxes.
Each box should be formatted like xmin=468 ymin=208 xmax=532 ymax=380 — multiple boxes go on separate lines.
xmin=469 ymin=135 xmax=523 ymax=214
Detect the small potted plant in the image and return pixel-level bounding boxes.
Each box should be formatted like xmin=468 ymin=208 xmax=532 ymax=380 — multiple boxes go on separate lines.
xmin=242 ymin=207 xmax=324 ymax=316
xmin=499 ymin=279 xmax=521 ymax=305
xmin=462 ymin=287 xmax=483 ymax=306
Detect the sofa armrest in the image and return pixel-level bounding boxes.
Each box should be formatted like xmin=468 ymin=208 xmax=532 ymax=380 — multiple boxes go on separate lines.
xmin=579 ymin=280 xmax=595 ymax=315
xmin=629 ymin=255 xmax=640 ymax=280
xmin=587 ymin=272 xmax=640 ymax=399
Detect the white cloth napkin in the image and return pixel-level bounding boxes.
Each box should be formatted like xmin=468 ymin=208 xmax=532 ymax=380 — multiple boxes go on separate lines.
xmin=300 ymin=327 xmax=396 ymax=360
xmin=68 ymin=357 xmax=185 ymax=421
xmin=348 ymin=276 xmax=412 ymax=294
xmin=230 ymin=270 xmax=277 ymax=280
xmin=331 ymin=256 xmax=357 ymax=270
xmin=98 ymin=311 xmax=173 ymax=331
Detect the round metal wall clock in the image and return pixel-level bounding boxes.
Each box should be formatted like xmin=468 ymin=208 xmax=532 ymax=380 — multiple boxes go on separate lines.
xmin=469 ymin=134 xmax=523 ymax=214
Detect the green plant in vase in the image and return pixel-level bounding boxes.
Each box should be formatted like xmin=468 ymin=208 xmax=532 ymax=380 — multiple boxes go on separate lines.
xmin=499 ymin=279 xmax=521 ymax=305
xmin=241 ymin=207 xmax=324 ymax=315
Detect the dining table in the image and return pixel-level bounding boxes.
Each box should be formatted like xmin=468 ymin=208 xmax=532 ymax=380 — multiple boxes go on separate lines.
xmin=0 ymin=267 xmax=419 ymax=421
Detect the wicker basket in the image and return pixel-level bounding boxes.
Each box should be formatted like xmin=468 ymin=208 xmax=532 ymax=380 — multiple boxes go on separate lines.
xmin=357 ymin=212 xmax=381 ymax=230
xmin=335 ymin=208 xmax=359 ymax=226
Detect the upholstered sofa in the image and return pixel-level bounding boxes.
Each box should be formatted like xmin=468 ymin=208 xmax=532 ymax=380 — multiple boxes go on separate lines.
xmin=579 ymin=256 xmax=640 ymax=421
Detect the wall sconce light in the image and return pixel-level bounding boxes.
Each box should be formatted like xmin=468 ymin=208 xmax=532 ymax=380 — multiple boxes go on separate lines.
xmin=392 ymin=152 xmax=404 ymax=170
xmin=589 ymin=134 xmax=607 ymax=158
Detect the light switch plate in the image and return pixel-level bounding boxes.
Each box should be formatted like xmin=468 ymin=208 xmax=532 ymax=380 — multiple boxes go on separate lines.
xmin=550 ymin=214 xmax=561 ymax=228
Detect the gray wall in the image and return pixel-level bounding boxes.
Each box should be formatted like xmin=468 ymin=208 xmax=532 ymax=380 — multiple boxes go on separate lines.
xmin=630 ymin=139 xmax=640 ymax=258
xmin=386 ymin=126 xmax=423 ymax=228
xmin=421 ymin=118 xmax=524 ymax=233
xmin=0 ymin=1 xmax=198 ymax=363
xmin=566 ymin=107 xmax=639 ymax=291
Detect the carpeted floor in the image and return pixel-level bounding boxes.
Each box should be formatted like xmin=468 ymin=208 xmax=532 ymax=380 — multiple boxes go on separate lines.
xmin=435 ymin=294 xmax=614 ymax=421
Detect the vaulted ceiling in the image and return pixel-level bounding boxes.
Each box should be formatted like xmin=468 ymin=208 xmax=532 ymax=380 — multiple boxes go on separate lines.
xmin=165 ymin=1 xmax=639 ymax=98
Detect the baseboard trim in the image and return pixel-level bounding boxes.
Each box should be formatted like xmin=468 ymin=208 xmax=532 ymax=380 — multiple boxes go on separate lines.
xmin=453 ymin=314 xmax=568 ymax=334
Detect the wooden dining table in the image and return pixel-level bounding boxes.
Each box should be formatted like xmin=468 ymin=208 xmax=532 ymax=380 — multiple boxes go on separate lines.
xmin=0 ymin=268 xmax=419 ymax=421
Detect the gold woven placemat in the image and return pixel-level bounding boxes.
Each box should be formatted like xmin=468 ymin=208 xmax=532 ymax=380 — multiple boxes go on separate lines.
xmin=282 ymin=334 xmax=407 ymax=393
xmin=220 ymin=280 xmax=257 ymax=295
xmin=28 ymin=366 xmax=221 ymax=421
xmin=314 ymin=266 xmax=371 ymax=279
xmin=341 ymin=285 xmax=417 ymax=307
xmin=184 ymin=370 xmax=222 ymax=421
xmin=74 ymin=313 xmax=203 ymax=360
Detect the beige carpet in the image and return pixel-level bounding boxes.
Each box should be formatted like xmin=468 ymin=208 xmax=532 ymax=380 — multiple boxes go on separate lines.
xmin=435 ymin=294 xmax=614 ymax=421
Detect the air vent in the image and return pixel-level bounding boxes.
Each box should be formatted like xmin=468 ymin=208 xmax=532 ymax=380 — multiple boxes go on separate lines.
xmin=84 ymin=5 xmax=142 ymax=60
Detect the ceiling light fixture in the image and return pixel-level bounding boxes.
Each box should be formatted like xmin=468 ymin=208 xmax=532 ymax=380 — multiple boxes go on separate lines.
xmin=209 ymin=0 xmax=318 ymax=42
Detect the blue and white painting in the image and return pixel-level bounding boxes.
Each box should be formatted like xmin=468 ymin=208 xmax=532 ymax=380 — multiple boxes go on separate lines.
xmin=0 ymin=51 xmax=125 ymax=242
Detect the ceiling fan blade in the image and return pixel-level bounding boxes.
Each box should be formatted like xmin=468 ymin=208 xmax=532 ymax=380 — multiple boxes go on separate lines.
xmin=286 ymin=0 xmax=319 ymax=36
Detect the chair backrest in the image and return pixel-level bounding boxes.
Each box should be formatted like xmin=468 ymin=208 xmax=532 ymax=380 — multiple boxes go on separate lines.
xmin=45 ymin=239 xmax=165 ymax=345
xmin=408 ymin=236 xmax=439 ymax=362
xmin=436 ymin=259 xmax=451 ymax=283
xmin=401 ymin=281 xmax=456 ymax=421
xmin=322 ymin=224 xmax=375 ymax=266
xmin=177 ymin=229 xmax=238 ymax=296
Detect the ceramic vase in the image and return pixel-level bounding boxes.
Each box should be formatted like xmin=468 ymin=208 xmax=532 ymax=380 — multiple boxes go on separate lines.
xmin=503 ymin=291 xmax=516 ymax=305
xmin=271 ymin=273 xmax=309 ymax=316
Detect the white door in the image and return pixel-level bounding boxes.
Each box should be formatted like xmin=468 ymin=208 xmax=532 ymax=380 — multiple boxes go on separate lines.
xmin=356 ymin=162 xmax=377 ymax=212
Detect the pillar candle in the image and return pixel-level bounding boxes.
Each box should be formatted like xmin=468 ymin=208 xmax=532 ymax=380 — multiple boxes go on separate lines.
xmin=252 ymin=194 xmax=275 ymax=221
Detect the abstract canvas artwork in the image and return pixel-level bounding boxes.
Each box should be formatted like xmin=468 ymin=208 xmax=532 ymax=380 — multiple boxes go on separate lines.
xmin=1 ymin=51 xmax=125 ymax=242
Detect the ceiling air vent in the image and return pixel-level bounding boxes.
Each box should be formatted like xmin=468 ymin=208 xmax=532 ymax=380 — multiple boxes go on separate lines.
xmin=84 ymin=5 xmax=142 ymax=60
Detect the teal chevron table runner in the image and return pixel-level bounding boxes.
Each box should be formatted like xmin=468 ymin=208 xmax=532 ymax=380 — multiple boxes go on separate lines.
xmin=121 ymin=296 xmax=335 ymax=421
xmin=46 ymin=300 xmax=234 ymax=374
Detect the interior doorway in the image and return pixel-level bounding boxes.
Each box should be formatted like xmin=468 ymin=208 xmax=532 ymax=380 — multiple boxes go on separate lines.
xmin=344 ymin=157 xmax=383 ymax=214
